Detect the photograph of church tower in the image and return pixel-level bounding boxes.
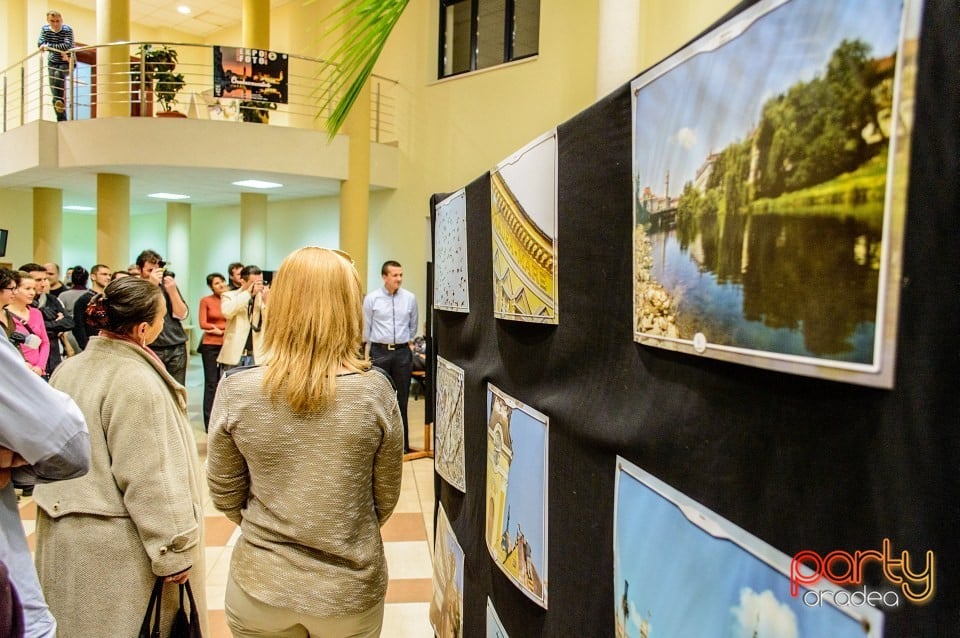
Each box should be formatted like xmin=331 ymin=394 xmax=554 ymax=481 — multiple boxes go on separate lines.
xmin=485 ymin=384 xmax=549 ymax=608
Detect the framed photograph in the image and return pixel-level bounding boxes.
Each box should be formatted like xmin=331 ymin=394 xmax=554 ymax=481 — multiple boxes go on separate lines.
xmin=485 ymin=383 xmax=549 ymax=608
xmin=486 ymin=597 xmax=510 ymax=638
xmin=434 ymin=189 xmax=470 ymax=313
xmin=614 ymin=457 xmax=884 ymax=637
xmin=431 ymin=503 xmax=464 ymax=638
xmin=491 ymin=130 xmax=559 ymax=324
xmin=631 ymin=0 xmax=922 ymax=388
xmin=435 ymin=356 xmax=466 ymax=491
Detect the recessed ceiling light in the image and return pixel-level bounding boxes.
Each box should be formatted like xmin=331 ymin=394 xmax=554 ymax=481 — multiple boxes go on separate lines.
xmin=63 ymin=205 xmax=95 ymax=211
xmin=177 ymin=5 xmax=191 ymax=14
xmin=232 ymin=179 xmax=283 ymax=189
xmin=148 ymin=192 xmax=191 ymax=200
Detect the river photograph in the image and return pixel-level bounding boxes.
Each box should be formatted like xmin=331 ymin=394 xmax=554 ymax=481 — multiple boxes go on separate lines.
xmin=630 ymin=0 xmax=918 ymax=377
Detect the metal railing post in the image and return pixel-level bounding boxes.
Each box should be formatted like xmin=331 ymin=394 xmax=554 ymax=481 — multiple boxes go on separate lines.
xmin=2 ymin=75 xmax=6 ymax=132
xmin=22 ymin=65 xmax=27 ymax=126
xmin=374 ymin=81 xmax=382 ymax=143
xmin=69 ymin=54 xmax=76 ymax=121
xmin=139 ymin=44 xmax=147 ymax=117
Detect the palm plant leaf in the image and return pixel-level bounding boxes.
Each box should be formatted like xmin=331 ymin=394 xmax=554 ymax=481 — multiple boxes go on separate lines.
xmin=313 ymin=0 xmax=409 ymax=137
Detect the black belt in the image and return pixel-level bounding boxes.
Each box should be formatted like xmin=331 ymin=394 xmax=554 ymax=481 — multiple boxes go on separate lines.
xmin=372 ymin=342 xmax=405 ymax=351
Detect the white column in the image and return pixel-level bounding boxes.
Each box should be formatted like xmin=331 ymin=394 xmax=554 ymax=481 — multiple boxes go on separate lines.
xmin=596 ymin=0 xmax=641 ymax=98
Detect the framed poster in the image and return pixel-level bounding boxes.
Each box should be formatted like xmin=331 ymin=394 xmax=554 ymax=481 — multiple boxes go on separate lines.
xmin=491 ymin=130 xmax=559 ymax=324
xmin=485 ymin=383 xmax=549 ymax=608
xmin=434 ymin=189 xmax=470 ymax=313
xmin=435 ymin=356 xmax=466 ymax=491
xmin=431 ymin=504 xmax=464 ymax=638
xmin=213 ymin=46 xmax=289 ymax=103
xmin=486 ymin=597 xmax=509 ymax=638
xmin=614 ymin=457 xmax=884 ymax=637
xmin=631 ymin=0 xmax=922 ymax=388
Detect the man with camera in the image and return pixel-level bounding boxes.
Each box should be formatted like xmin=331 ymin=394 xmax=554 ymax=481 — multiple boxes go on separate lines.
xmin=218 ymin=264 xmax=268 ymax=374
xmin=137 ymin=250 xmax=189 ymax=384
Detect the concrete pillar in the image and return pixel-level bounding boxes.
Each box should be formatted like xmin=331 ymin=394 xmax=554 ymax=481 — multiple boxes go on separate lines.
xmin=240 ymin=192 xmax=268 ymax=267
xmin=96 ymin=0 xmax=130 ymax=117
xmin=596 ymin=0 xmax=641 ymax=98
xmin=339 ymin=80 xmax=371 ymax=284
xmin=242 ymin=0 xmax=270 ymax=50
xmin=33 ymin=187 xmax=62 ymax=264
xmin=166 ymin=201 xmax=190 ymax=300
xmin=4 ymin=0 xmax=28 ymax=66
xmin=97 ymin=173 xmax=130 ymax=270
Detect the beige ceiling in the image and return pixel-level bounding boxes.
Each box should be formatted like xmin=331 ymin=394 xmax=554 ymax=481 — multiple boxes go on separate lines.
xmin=60 ymin=0 xmax=292 ymax=38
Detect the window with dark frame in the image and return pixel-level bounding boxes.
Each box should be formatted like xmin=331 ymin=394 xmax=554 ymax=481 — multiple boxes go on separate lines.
xmin=439 ymin=0 xmax=540 ymax=79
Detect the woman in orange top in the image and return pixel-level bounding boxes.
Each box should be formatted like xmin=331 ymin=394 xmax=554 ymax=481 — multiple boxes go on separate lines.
xmin=198 ymin=272 xmax=228 ymax=429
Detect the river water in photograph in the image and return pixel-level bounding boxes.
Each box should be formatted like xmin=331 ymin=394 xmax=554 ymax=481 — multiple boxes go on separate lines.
xmin=646 ymin=211 xmax=882 ymax=363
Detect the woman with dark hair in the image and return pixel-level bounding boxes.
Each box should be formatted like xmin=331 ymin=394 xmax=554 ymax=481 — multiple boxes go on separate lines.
xmin=0 ymin=268 xmax=21 ymax=341
xmin=32 ymin=276 xmax=207 ymax=637
xmin=6 ymin=271 xmax=49 ymax=376
xmin=197 ymin=272 xmax=227 ymax=429
xmin=207 ymin=247 xmax=403 ymax=638
xmin=57 ymin=266 xmax=89 ymax=319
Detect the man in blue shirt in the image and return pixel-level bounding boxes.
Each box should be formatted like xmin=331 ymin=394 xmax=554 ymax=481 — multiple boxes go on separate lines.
xmin=37 ymin=11 xmax=74 ymax=122
xmin=363 ymin=260 xmax=418 ymax=453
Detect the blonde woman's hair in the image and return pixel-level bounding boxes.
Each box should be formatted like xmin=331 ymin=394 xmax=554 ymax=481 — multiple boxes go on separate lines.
xmin=262 ymin=246 xmax=370 ymax=414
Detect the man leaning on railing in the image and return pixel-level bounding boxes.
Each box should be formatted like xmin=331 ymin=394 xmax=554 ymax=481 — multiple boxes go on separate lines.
xmin=37 ymin=10 xmax=74 ymax=122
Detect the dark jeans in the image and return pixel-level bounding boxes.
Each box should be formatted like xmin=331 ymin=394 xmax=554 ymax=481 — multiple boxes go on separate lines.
xmin=197 ymin=343 xmax=222 ymax=430
xmin=48 ymin=63 xmax=68 ymax=121
xmin=371 ymin=344 xmax=413 ymax=451
xmin=152 ymin=343 xmax=188 ymax=386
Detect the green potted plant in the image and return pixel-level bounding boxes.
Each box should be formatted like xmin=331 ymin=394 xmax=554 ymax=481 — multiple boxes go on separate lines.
xmin=239 ymin=98 xmax=277 ymax=124
xmin=143 ymin=44 xmax=186 ymax=117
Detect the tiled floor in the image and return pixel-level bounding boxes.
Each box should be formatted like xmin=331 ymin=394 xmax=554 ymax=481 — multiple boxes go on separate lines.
xmin=19 ymin=354 xmax=436 ymax=637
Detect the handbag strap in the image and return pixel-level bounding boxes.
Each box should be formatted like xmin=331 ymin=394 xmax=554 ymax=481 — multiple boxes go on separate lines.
xmin=181 ymin=580 xmax=201 ymax=624
xmin=139 ymin=576 xmax=164 ymax=638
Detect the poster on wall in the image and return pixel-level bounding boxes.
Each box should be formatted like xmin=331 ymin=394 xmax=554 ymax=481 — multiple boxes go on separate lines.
xmin=630 ymin=0 xmax=921 ymax=388
xmin=614 ymin=457 xmax=884 ymax=637
xmin=431 ymin=503 xmax=464 ymax=638
xmin=486 ymin=597 xmax=510 ymax=638
xmin=485 ymin=383 xmax=549 ymax=608
xmin=491 ymin=130 xmax=559 ymax=324
xmin=213 ymin=46 xmax=289 ymax=103
xmin=434 ymin=189 xmax=470 ymax=313
xmin=435 ymin=356 xmax=466 ymax=491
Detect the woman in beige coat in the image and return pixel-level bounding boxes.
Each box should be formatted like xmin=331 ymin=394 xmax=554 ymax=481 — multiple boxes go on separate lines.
xmin=207 ymin=247 xmax=403 ymax=638
xmin=33 ymin=276 xmax=206 ymax=638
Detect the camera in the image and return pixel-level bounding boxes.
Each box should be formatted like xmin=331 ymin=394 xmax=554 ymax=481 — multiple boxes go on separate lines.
xmin=156 ymin=260 xmax=174 ymax=278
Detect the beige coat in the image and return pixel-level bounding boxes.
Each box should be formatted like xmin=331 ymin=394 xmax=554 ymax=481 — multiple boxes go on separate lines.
xmin=33 ymin=336 xmax=207 ymax=638
xmin=217 ymin=288 xmax=267 ymax=365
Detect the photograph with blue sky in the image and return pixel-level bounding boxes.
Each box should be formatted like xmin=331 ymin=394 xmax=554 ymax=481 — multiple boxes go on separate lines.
xmin=632 ymin=0 xmax=903 ymax=191
xmin=614 ymin=459 xmax=882 ymax=637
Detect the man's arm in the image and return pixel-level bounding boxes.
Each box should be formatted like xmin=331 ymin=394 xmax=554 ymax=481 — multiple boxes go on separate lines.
xmin=165 ymin=280 xmax=188 ymax=320
xmin=0 ymin=336 xmax=89 ymax=483
xmin=51 ymin=25 xmax=74 ymax=52
xmin=408 ymin=292 xmax=419 ymax=344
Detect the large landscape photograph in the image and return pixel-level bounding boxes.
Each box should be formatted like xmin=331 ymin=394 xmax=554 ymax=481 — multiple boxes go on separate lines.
xmin=631 ymin=0 xmax=921 ymax=387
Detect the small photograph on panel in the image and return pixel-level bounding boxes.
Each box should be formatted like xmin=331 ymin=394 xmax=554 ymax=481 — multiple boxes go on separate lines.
xmin=614 ymin=457 xmax=884 ymax=638
xmin=485 ymin=383 xmax=549 ymax=608
xmin=486 ymin=597 xmax=509 ymax=638
xmin=491 ymin=130 xmax=559 ymax=324
xmin=431 ymin=503 xmax=464 ymax=638
xmin=434 ymin=189 xmax=470 ymax=313
xmin=630 ymin=0 xmax=921 ymax=388
xmin=435 ymin=356 xmax=466 ymax=492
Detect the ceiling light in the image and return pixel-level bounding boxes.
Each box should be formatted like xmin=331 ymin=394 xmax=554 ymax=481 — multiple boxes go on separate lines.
xmin=232 ymin=179 xmax=283 ymax=189
xmin=177 ymin=5 xmax=191 ymax=14
xmin=63 ymin=205 xmax=95 ymax=211
xmin=148 ymin=192 xmax=190 ymax=200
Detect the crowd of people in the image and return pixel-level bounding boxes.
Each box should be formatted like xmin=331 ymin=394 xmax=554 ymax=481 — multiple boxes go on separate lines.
xmin=1 ymin=247 xmax=418 ymax=637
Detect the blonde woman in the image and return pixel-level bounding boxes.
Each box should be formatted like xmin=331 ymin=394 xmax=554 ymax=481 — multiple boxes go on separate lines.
xmin=207 ymin=247 xmax=404 ymax=638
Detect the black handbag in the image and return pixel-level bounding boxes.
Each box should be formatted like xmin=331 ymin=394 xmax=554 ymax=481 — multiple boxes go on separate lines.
xmin=139 ymin=577 xmax=202 ymax=638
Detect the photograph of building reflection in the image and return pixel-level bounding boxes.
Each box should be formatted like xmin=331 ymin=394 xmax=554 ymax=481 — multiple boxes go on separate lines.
xmin=631 ymin=0 xmax=921 ymax=387
xmin=491 ymin=130 xmax=558 ymax=324
xmin=614 ymin=457 xmax=883 ymax=638
xmin=485 ymin=383 xmax=549 ymax=608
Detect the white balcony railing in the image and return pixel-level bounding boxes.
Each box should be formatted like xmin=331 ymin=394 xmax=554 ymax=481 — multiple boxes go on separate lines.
xmin=1 ymin=42 xmax=399 ymax=145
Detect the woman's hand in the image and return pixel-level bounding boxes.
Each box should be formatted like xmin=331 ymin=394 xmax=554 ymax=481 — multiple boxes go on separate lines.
xmin=163 ymin=567 xmax=191 ymax=585
xmin=0 ymin=447 xmax=28 ymax=489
